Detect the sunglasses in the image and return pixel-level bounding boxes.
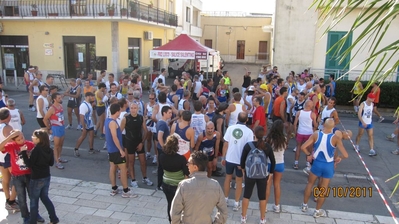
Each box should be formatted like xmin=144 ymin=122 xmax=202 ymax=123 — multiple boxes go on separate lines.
xmin=128 ymin=93 xmax=133 ymax=95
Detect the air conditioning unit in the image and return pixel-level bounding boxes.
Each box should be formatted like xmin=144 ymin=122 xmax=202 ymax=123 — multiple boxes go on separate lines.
xmin=144 ymin=31 xmax=153 ymax=40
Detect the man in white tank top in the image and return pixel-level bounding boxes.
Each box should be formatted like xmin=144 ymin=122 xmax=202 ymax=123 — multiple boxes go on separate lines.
xmin=355 ymin=93 xmax=377 ymax=156
xmin=36 ymin=86 xmax=49 ymax=128
xmin=0 ymin=108 xmax=19 ymax=210
xmin=6 ymin=99 xmax=25 ymax=131
xmin=318 ymin=97 xmax=340 ymax=130
xmin=192 ymin=75 xmax=202 ymax=101
xmin=225 ymin=93 xmax=245 ymax=128
xmin=190 ymin=101 xmax=209 ymax=142
xmin=178 ymin=90 xmax=191 ymax=111
xmin=293 ymin=100 xmax=317 ymax=170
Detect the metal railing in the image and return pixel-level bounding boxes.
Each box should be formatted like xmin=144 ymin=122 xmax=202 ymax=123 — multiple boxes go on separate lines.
xmin=0 ymin=0 xmax=178 ymax=26
xmin=310 ymin=68 xmax=399 ymax=82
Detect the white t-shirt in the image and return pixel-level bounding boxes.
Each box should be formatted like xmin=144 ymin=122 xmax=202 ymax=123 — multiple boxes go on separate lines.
xmin=286 ymin=94 xmax=295 ymax=114
xmin=224 ymin=124 xmax=254 ymax=164
xmin=105 ymin=81 xmax=119 ymax=91
xmin=296 ymin=82 xmax=307 ymax=93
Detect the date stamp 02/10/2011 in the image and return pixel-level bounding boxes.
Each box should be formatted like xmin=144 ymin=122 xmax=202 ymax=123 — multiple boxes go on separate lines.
xmin=313 ymin=186 xmax=373 ymax=198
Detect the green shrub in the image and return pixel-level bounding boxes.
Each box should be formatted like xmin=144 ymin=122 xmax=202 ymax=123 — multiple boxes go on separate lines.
xmin=332 ymin=81 xmax=399 ymax=108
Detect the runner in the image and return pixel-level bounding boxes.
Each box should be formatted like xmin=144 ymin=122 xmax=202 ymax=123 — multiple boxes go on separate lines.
xmin=156 ymin=106 xmax=173 ymax=191
xmin=222 ymin=112 xmax=253 ymax=211
xmin=355 ymin=93 xmax=378 ymax=156
xmin=95 ymin=83 xmax=107 ymax=139
xmin=171 ymin=110 xmax=195 ymax=160
xmin=178 ymin=90 xmax=190 ymax=111
xmin=350 ymin=77 xmax=363 ymax=115
xmin=74 ymin=92 xmax=96 ymax=156
xmin=105 ymin=103 xmax=137 ymax=198
xmin=43 ymin=93 xmax=67 ymax=169
xmin=0 ymin=108 xmax=19 ymax=211
xmin=120 ymin=103 xmax=153 ymax=188
xmin=252 ymin=96 xmax=266 ymax=132
xmin=64 ymin=79 xmax=81 ymax=130
xmin=225 ymin=93 xmax=245 ymax=128
xmin=301 ymin=118 xmax=348 ymax=218
xmin=191 ymin=101 xmax=208 ymax=142
xmin=195 ymin=121 xmax=220 ymax=177
xmin=293 ymin=100 xmax=317 ymax=170
xmin=389 ymin=113 xmax=399 ymax=154
xmin=144 ymin=92 xmax=157 ymax=162
xmin=371 ymin=82 xmax=384 ymax=122
xmin=6 ymin=98 xmax=25 ymax=131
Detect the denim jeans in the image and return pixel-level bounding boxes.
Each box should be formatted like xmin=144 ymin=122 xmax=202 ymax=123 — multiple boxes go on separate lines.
xmin=157 ymin=147 xmax=164 ymax=188
xmin=12 ymin=174 xmax=31 ymax=218
xmin=29 ymin=176 xmax=59 ymax=224
xmin=162 ymin=183 xmax=178 ymax=222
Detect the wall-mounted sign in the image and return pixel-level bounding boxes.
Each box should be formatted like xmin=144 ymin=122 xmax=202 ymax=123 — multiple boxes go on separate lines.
xmin=43 ymin=43 xmax=54 ymax=48
xmin=45 ymin=49 xmax=53 ymax=56
xmin=4 ymin=53 xmax=15 ymax=69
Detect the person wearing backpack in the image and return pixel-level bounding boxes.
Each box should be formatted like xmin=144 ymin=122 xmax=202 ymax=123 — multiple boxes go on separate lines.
xmin=265 ymin=120 xmax=288 ymax=213
xmin=240 ymin=126 xmax=275 ymax=224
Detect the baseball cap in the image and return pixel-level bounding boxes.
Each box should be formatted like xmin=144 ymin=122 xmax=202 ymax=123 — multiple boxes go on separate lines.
xmin=260 ymin=84 xmax=268 ymax=90
xmin=367 ymin=93 xmax=376 ymax=99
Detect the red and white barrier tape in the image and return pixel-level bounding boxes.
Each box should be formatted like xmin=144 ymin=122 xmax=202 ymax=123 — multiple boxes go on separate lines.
xmin=340 ymin=121 xmax=398 ymax=224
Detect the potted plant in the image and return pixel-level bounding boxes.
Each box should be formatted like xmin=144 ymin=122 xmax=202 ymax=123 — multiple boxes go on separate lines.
xmin=129 ymin=1 xmax=138 ymax=18
xmin=120 ymin=7 xmax=127 ymax=16
xmin=31 ymin=4 xmax=38 ymax=16
xmin=149 ymin=0 xmax=153 ymax=8
xmin=99 ymin=12 xmax=105 ymax=16
xmin=107 ymin=3 xmax=115 ymax=16
xmin=48 ymin=12 xmax=58 ymax=16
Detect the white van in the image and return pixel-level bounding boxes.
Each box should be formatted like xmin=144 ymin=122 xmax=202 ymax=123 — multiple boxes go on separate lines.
xmin=167 ymin=51 xmax=224 ymax=78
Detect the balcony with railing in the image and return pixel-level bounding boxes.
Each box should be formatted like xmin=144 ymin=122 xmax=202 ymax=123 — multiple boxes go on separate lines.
xmin=0 ymin=0 xmax=178 ymax=27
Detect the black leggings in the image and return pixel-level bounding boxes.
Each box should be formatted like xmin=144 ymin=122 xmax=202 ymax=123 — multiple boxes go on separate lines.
xmin=243 ymin=176 xmax=268 ymax=200
xmin=162 ymin=183 xmax=178 ymax=222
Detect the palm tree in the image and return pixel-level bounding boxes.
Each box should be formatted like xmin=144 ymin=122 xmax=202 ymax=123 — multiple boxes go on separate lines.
xmin=310 ymin=0 xmax=399 ymax=200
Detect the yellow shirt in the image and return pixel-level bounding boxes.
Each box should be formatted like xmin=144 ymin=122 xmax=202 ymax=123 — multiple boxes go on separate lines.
xmin=95 ymin=89 xmax=105 ymax=107
xmin=353 ymin=83 xmax=362 ymax=95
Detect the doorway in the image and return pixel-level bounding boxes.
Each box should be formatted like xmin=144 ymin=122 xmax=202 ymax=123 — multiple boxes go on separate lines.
xmin=258 ymin=41 xmax=268 ymax=60
xmin=63 ymin=36 xmax=96 ymax=78
xmin=0 ymin=36 xmax=29 ymax=77
xmin=325 ymin=31 xmax=352 ymax=80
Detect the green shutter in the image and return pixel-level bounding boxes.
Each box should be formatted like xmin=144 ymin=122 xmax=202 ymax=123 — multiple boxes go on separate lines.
xmin=325 ymin=31 xmax=352 ymax=80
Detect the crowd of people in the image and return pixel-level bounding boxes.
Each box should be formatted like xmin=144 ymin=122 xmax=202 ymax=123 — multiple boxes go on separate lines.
xmin=0 ymin=64 xmax=397 ymax=224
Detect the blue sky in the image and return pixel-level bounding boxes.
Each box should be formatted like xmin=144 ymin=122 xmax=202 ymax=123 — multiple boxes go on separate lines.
xmin=202 ymin=0 xmax=275 ymax=14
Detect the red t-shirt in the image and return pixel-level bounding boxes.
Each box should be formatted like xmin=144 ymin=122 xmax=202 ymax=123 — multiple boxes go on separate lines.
xmin=3 ymin=141 xmax=34 ymax=176
xmin=253 ymin=106 xmax=266 ymax=131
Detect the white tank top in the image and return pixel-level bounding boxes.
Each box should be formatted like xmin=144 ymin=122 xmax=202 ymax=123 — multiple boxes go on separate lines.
xmin=36 ymin=95 xmax=49 ymax=118
xmin=361 ymin=101 xmax=373 ymax=125
xmin=273 ymin=148 xmax=285 ymax=164
xmin=286 ymin=95 xmax=295 ymax=113
xmin=194 ymin=81 xmax=202 ymax=93
xmin=0 ymin=123 xmax=7 ymax=163
xmin=178 ymin=99 xmax=186 ymax=111
xmin=191 ymin=113 xmax=206 ymax=142
xmin=146 ymin=103 xmax=155 ymax=119
xmin=229 ymin=103 xmax=244 ymax=126
xmin=297 ymin=110 xmax=313 ymax=135
xmin=156 ymin=103 xmax=168 ymax=122
xmin=9 ymin=109 xmax=22 ymax=131
xmin=118 ymin=111 xmax=127 ymax=135
xmin=319 ymin=107 xmax=336 ymax=130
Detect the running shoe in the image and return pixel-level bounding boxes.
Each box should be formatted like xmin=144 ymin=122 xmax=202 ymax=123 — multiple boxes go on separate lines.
xmin=301 ymin=203 xmax=308 ymax=212
xmin=130 ymin=180 xmax=139 ymax=188
xmin=259 ymin=218 xmax=266 ymax=224
xmin=392 ymin=149 xmax=399 ymax=155
xmin=142 ymin=178 xmax=153 ymax=186
xmin=241 ymin=215 xmax=247 ymax=224
xmin=58 ymin=158 xmax=68 ymax=163
xmin=88 ymin=149 xmax=95 ymax=154
xmin=110 ymin=188 xmax=119 ymax=196
xmin=152 ymin=169 xmax=158 ymax=175
xmin=37 ymin=214 xmax=45 ymax=223
xmin=146 ymin=153 xmax=152 ymax=160
xmin=152 ymin=155 xmax=157 ymax=164
xmin=55 ymin=163 xmax=64 ymax=169
xmin=49 ymin=134 xmax=54 ymax=142
xmin=273 ymin=204 xmax=281 ymax=213
xmin=5 ymin=202 xmax=20 ymax=211
xmin=303 ymin=167 xmax=310 ymax=175
xmin=378 ymin=117 xmax=385 ymax=123
xmin=156 ymin=186 xmax=163 ymax=191
xmin=313 ymin=209 xmax=326 ymax=218
xmin=77 ymin=124 xmax=82 ymax=130
xmin=31 ymin=107 xmax=36 ymax=112
xmin=233 ymin=202 xmax=241 ymax=211
xmin=65 ymin=124 xmax=72 ymax=130
xmin=74 ymin=150 xmax=80 ymax=157
xmin=122 ymin=189 xmax=138 ymax=198
xmin=355 ymin=145 xmax=360 ymax=152
xmin=369 ymin=149 xmax=377 ymax=156
xmin=293 ymin=164 xmax=299 ymax=170
xmin=100 ymin=134 xmax=105 ymax=140
xmin=292 ymin=147 xmax=296 ymax=152
xmin=386 ymin=135 xmax=395 ymax=141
